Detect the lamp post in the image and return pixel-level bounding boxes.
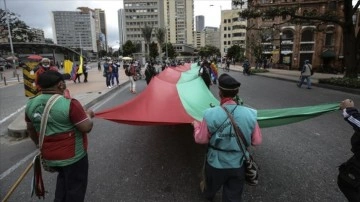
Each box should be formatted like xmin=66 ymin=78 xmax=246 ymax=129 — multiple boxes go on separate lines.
xmin=279 ymin=32 xmax=283 ymax=65
xmin=4 ymin=0 xmax=17 ymax=77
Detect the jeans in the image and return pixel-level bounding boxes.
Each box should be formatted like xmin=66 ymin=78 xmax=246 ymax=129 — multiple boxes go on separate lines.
xmin=298 ymin=76 xmax=311 ymax=88
xmin=111 ymin=73 xmax=119 ymax=85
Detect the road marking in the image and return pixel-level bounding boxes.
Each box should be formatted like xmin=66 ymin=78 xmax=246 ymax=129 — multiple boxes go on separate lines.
xmin=0 ymin=105 xmax=26 ymax=125
xmin=0 ymin=150 xmax=37 ymax=181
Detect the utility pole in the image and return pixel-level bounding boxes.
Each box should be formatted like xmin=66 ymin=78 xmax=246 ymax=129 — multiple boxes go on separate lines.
xmin=4 ymin=0 xmax=17 ymax=77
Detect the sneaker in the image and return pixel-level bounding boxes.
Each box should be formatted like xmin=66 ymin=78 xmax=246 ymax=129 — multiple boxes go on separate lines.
xmin=307 ymin=87 xmax=312 ymax=89
xmin=107 ymin=86 xmax=111 ymax=89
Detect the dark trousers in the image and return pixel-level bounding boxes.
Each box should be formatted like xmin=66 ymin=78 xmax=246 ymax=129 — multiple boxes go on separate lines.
xmin=111 ymin=73 xmax=119 ymax=85
xmin=74 ymin=74 xmax=81 ymax=83
xmin=106 ymin=73 xmax=111 ymax=87
xmin=83 ymin=72 xmax=88 ymax=82
xmin=204 ymin=162 xmax=245 ymax=202
xmin=337 ymin=155 xmax=360 ymax=202
xmin=54 ymin=155 xmax=88 ymax=202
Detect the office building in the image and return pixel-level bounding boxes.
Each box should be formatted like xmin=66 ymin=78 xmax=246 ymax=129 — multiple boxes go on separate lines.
xmin=118 ymin=9 xmax=126 ymax=50
xmin=52 ymin=9 xmax=97 ymax=52
xmin=204 ymin=26 xmax=220 ymax=49
xmin=94 ymin=8 xmax=108 ymax=52
xmin=195 ymin=15 xmax=205 ymax=32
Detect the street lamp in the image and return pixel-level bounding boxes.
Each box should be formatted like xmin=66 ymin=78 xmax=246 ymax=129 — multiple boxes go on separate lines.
xmin=279 ymin=32 xmax=283 ymax=65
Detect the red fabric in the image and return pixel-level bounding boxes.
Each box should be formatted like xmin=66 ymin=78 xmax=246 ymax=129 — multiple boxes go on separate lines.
xmin=95 ymin=64 xmax=194 ymax=125
xmin=70 ymin=99 xmax=88 ymax=150
xmin=42 ymin=131 xmax=76 ymax=160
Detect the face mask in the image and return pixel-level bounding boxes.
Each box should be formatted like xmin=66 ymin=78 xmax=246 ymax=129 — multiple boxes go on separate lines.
xmin=43 ymin=64 xmax=50 ymax=68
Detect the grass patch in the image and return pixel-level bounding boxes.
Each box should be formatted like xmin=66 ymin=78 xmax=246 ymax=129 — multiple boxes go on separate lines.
xmin=249 ymin=69 xmax=269 ymax=74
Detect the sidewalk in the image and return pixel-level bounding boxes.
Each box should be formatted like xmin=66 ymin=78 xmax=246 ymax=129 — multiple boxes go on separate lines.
xmin=3 ymin=63 xmax=359 ymax=138
xmin=6 ymin=64 xmax=130 ymax=138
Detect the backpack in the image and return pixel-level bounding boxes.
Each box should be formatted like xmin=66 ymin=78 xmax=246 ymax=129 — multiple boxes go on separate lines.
xmin=125 ymin=65 xmax=135 ymax=76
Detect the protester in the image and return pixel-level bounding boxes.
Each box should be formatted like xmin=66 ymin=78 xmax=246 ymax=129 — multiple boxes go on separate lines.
xmin=34 ymin=58 xmax=59 ymax=91
xmin=337 ymin=99 xmax=360 ymax=202
xmin=145 ymin=62 xmax=157 ymax=85
xmin=125 ymin=61 xmax=136 ymax=93
xmin=103 ymin=60 xmax=113 ymax=88
xmin=112 ymin=61 xmax=120 ymax=86
xmin=210 ymin=60 xmax=219 ymax=84
xmin=297 ymin=60 xmax=312 ymax=89
xmin=242 ymin=59 xmax=251 ymax=76
xmin=192 ymin=73 xmax=262 ymax=202
xmin=25 ymin=70 xmax=94 ymax=202
xmin=83 ymin=62 xmax=90 ymax=83
xmin=198 ymin=60 xmax=212 ymax=89
xmin=98 ymin=61 xmax=101 ymax=71
xmin=73 ymin=64 xmax=82 ymax=83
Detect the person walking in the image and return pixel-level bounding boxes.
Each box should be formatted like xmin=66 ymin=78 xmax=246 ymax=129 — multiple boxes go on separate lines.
xmin=25 ymin=70 xmax=94 ymax=202
xmin=242 ymin=59 xmax=251 ymax=76
xmin=145 ymin=62 xmax=157 ymax=85
xmin=103 ymin=60 xmax=113 ymax=88
xmin=297 ymin=60 xmax=312 ymax=89
xmin=192 ymin=73 xmax=262 ymax=202
xmin=97 ymin=61 xmax=101 ymax=71
xmin=198 ymin=60 xmax=212 ymax=89
xmin=34 ymin=58 xmax=59 ymax=91
xmin=111 ymin=61 xmax=120 ymax=86
xmin=125 ymin=62 xmax=136 ymax=93
xmin=83 ymin=62 xmax=90 ymax=83
xmin=337 ymin=99 xmax=360 ymax=202
xmin=73 ymin=64 xmax=82 ymax=83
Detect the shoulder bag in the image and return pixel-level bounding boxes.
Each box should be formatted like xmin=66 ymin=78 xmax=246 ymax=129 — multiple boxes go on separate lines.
xmin=222 ymin=106 xmax=259 ymax=186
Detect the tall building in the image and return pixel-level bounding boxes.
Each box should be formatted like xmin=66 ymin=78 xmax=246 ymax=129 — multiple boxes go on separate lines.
xmin=193 ymin=31 xmax=205 ymax=48
xmin=220 ymin=9 xmax=247 ymax=57
xmin=164 ymin=0 xmax=194 ymax=45
xmin=118 ymin=9 xmax=126 ymax=50
xmin=245 ymin=0 xmax=345 ymax=71
xmin=195 ymin=15 xmax=204 ymax=32
xmin=52 ymin=9 xmax=97 ymax=52
xmin=94 ymin=8 xmax=108 ymax=52
xmin=203 ymin=26 xmax=220 ymax=49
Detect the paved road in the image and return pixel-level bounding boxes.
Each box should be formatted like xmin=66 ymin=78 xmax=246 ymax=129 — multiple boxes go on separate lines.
xmin=1 ymin=67 xmax=359 ymax=201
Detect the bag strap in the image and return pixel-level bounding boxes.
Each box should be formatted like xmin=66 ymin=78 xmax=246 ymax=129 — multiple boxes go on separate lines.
xmin=222 ymin=106 xmax=250 ymax=161
xmin=38 ymin=94 xmax=62 ymax=149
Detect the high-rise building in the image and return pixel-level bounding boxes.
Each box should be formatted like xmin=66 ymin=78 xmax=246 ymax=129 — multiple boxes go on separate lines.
xmin=164 ymin=0 xmax=194 ymax=45
xmin=118 ymin=9 xmax=126 ymax=51
xmin=52 ymin=9 xmax=97 ymax=52
xmin=204 ymin=26 xmax=220 ymax=49
xmin=30 ymin=28 xmax=45 ymax=43
xmin=195 ymin=15 xmax=204 ymax=32
xmin=94 ymin=8 xmax=108 ymax=52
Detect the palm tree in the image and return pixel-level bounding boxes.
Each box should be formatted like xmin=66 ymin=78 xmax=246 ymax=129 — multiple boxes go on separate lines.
xmin=155 ymin=27 xmax=166 ymax=62
xmin=141 ymin=24 xmax=153 ymax=60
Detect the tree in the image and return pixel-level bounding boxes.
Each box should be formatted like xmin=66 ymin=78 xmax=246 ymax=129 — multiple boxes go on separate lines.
xmin=236 ymin=0 xmax=360 ymax=78
xmin=149 ymin=42 xmax=159 ymax=60
xmin=198 ymin=45 xmax=221 ymax=58
xmin=155 ymin=27 xmax=166 ymax=61
xmin=162 ymin=42 xmax=176 ymax=59
xmin=122 ymin=40 xmax=136 ymax=57
xmin=98 ymin=50 xmax=107 ymax=58
xmin=141 ymin=24 xmax=153 ymax=59
xmin=0 ymin=9 xmax=36 ymax=42
xmin=226 ymin=45 xmax=245 ymax=62
xmin=45 ymin=38 xmax=54 ymax=44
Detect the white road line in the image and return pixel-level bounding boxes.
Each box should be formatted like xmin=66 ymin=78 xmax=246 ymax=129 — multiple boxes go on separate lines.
xmin=90 ymin=85 xmax=127 ymax=111
xmin=0 ymin=150 xmax=38 ymax=181
xmin=0 ymin=105 xmax=26 ymax=125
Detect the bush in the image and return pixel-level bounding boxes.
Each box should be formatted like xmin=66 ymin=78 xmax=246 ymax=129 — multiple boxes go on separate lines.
xmin=250 ymin=69 xmax=269 ymax=74
xmin=319 ymin=77 xmax=360 ymax=89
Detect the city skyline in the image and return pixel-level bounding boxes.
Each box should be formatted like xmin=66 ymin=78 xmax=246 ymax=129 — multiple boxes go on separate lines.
xmin=1 ymin=0 xmax=232 ymax=49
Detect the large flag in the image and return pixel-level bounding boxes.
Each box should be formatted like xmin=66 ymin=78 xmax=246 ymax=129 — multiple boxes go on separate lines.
xmin=95 ymin=63 xmax=339 ymax=127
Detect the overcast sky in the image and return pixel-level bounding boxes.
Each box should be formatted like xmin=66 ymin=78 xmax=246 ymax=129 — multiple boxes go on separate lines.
xmin=1 ymin=0 xmax=232 ymax=49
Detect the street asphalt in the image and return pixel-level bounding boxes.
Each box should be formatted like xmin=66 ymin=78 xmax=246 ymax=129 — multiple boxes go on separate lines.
xmin=1 ymin=62 xmax=358 ymax=138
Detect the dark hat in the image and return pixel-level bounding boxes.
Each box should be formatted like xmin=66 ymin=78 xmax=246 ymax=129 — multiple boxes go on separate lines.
xmin=38 ymin=70 xmax=64 ymax=88
xmin=218 ymin=73 xmax=241 ymax=90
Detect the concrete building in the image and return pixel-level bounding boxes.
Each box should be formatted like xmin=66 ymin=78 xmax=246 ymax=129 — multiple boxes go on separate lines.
xmin=245 ymin=0 xmax=346 ymax=72
xmin=94 ymin=8 xmax=108 ymax=52
xmin=29 ymin=28 xmax=45 ymax=43
xmin=118 ymin=9 xmax=126 ymax=51
xmin=164 ymin=0 xmax=194 ymax=46
xmin=203 ymin=26 xmax=220 ymax=49
xmin=193 ymin=31 xmax=205 ymax=48
xmin=220 ymin=9 xmax=247 ymax=58
xmin=52 ymin=9 xmax=97 ymax=53
xmin=195 ymin=15 xmax=205 ymax=32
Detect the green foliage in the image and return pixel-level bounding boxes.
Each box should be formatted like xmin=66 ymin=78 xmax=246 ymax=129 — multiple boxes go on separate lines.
xmin=149 ymin=42 xmax=159 ymax=60
xmin=122 ymin=40 xmax=136 ymax=57
xmin=226 ymin=45 xmax=245 ymax=62
xmin=162 ymin=42 xmax=176 ymax=59
xmin=250 ymin=69 xmax=269 ymax=74
xmin=45 ymin=38 xmax=54 ymax=44
xmin=198 ymin=45 xmax=220 ymax=58
xmin=155 ymin=27 xmax=165 ymax=45
xmin=319 ymin=78 xmax=360 ymax=89
xmin=98 ymin=50 xmax=107 ymax=58
xmin=0 ymin=9 xmax=36 ymax=42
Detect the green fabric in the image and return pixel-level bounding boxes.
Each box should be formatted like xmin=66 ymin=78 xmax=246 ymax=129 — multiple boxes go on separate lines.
xmin=257 ymin=103 xmax=339 ymax=128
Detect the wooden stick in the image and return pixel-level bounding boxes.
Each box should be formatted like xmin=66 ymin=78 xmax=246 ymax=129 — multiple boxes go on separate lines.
xmin=1 ymin=161 xmax=34 ymax=202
